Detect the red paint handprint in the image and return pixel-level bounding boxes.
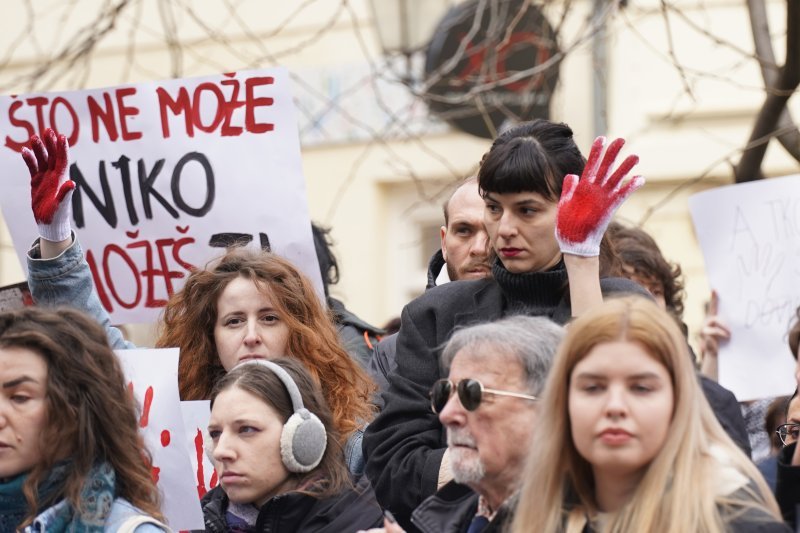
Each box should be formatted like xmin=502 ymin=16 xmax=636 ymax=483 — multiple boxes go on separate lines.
xmin=556 ymin=136 xmax=644 ymax=256
xmin=21 ymin=128 xmax=76 ymax=241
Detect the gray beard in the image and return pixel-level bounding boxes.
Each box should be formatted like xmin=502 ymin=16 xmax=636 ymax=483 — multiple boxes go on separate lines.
xmin=448 ymin=427 xmax=485 ymax=484
xmin=451 ymin=448 xmax=485 ymax=484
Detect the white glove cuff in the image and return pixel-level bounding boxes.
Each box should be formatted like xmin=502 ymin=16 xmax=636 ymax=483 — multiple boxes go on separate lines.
xmin=38 ymin=219 xmax=72 ymax=243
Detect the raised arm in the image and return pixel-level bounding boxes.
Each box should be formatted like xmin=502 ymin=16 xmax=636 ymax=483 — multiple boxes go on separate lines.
xmin=21 ymin=128 xmax=75 ymax=257
xmin=555 ymin=136 xmax=644 ymax=316
xmin=22 ymin=129 xmax=135 ymax=350
xmin=698 ymin=290 xmax=731 ymax=381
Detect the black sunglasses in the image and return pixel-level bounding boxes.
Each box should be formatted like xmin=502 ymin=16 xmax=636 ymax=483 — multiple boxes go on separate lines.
xmin=429 ymin=378 xmax=538 ymax=414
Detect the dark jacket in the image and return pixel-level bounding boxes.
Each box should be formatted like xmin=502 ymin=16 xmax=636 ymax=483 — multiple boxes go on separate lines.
xmin=776 ymin=442 xmax=800 ymax=529
xmin=362 ymin=259 xmax=646 ymax=530
xmin=196 ymin=478 xmax=383 ymax=533
xmin=368 ymin=250 xmax=446 ymax=407
xmin=410 ymin=481 xmax=510 ymax=533
xmin=699 ymin=375 xmax=752 ymax=458
xmin=329 ymin=296 xmax=385 ymax=369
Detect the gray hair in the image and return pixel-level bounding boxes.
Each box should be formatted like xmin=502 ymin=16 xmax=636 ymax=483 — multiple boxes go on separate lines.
xmin=440 ymin=315 xmax=564 ymax=395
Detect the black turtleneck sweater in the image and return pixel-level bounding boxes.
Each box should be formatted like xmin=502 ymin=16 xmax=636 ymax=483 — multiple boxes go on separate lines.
xmin=491 ymin=257 xmax=570 ymax=318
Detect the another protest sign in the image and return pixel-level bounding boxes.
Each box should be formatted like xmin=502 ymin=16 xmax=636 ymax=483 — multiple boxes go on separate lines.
xmin=689 ymin=175 xmax=800 ymax=400
xmin=0 ymin=68 xmax=323 ymax=324
xmin=116 ymin=348 xmax=204 ymax=530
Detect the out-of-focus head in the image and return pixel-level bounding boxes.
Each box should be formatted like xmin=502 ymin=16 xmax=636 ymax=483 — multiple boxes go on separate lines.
xmin=512 ymin=297 xmax=783 ymax=532
xmin=568 ymin=338 xmax=674 ymax=490
xmin=0 ymin=307 xmax=161 ymax=526
xmin=435 ymin=316 xmax=562 ymax=502
xmin=788 ymin=307 xmax=800 ymax=389
xmin=789 ymin=306 xmax=800 ymax=360
xmin=787 ymin=394 xmax=800 ymax=424
xmin=765 ymin=395 xmax=789 ymax=452
xmin=441 ymin=177 xmax=492 ymax=281
xmin=606 ymin=222 xmax=685 ymax=318
xmin=545 ymin=296 xmax=700 ymax=503
xmin=779 ymin=394 xmax=800 ymax=448
xmin=208 ymin=357 xmax=348 ymax=505
xmin=0 ymin=346 xmax=46 ymax=480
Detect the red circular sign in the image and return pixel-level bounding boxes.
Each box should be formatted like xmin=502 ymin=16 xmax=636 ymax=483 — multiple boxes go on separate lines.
xmin=423 ymin=0 xmax=560 ymax=139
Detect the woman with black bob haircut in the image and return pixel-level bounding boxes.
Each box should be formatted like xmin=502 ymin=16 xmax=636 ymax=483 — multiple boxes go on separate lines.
xmin=477 ymin=119 xmax=627 ymax=284
xmin=198 ymin=356 xmax=382 ymax=532
xmin=0 ymin=306 xmax=167 ymax=532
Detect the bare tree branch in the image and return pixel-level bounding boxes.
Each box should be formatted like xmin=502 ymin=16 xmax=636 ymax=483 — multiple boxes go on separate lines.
xmin=659 ymin=0 xmax=696 ymax=101
xmin=746 ymin=0 xmax=800 ymax=163
xmin=735 ymin=0 xmax=800 ymax=182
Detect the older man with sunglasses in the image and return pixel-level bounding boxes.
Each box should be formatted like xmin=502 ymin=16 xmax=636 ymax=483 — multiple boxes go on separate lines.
xmin=400 ymin=315 xmax=562 ymax=533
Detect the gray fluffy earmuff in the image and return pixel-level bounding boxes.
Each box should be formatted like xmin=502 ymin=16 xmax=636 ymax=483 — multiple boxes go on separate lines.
xmin=239 ymin=360 xmax=327 ymax=473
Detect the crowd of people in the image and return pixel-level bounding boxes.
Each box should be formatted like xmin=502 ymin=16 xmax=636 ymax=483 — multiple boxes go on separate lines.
xmin=1 ymin=121 xmax=798 ymax=532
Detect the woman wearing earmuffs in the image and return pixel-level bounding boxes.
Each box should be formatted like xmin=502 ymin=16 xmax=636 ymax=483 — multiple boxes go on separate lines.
xmin=196 ymin=357 xmax=382 ymax=532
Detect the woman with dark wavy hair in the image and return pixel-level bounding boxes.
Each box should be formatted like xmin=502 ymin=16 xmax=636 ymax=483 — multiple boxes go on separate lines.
xmin=0 ymin=306 xmax=166 ymax=531
xmin=19 ymin=129 xmax=375 ymax=474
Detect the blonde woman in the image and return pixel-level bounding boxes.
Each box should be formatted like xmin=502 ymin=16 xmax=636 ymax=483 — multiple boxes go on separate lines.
xmin=511 ymin=296 xmax=788 ymax=533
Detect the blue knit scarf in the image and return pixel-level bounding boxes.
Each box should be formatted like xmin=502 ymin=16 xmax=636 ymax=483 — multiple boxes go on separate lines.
xmin=0 ymin=462 xmax=116 ymax=532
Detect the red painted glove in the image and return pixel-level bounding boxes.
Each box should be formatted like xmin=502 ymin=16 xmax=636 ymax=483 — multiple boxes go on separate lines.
xmin=555 ymin=136 xmax=644 ymax=257
xmin=21 ymin=128 xmax=75 ymax=242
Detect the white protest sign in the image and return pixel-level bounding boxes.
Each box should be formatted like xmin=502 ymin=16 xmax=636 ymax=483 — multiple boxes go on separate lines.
xmin=180 ymin=400 xmax=217 ymax=500
xmin=0 ymin=68 xmax=323 ymax=323
xmin=116 ymin=348 xmax=204 ymax=530
xmin=688 ymin=175 xmax=800 ymax=400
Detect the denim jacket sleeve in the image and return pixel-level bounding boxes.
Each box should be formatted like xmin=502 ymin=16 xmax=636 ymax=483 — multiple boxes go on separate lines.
xmin=344 ymin=425 xmax=366 ymax=477
xmin=26 ymin=233 xmax=136 ymax=350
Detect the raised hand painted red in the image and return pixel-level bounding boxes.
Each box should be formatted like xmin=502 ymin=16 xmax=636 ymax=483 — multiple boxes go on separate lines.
xmin=21 ymin=127 xmax=76 ymax=242
xmin=555 ymin=136 xmax=644 ymax=256
xmin=22 ymin=128 xmax=75 ymax=224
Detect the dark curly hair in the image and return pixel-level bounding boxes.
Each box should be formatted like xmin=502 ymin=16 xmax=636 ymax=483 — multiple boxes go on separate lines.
xmin=606 ymin=222 xmax=686 ymax=319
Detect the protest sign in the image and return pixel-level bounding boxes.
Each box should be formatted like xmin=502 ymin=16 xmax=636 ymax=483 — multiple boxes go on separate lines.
xmin=689 ymin=175 xmax=800 ymax=400
xmin=0 ymin=68 xmax=323 ymax=323
xmin=180 ymin=400 xmax=216 ymax=499
xmin=117 ymin=348 xmax=204 ymax=530
xmin=0 ymin=281 xmax=33 ymax=311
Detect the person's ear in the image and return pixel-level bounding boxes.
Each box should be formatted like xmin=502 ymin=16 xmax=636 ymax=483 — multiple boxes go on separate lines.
xmin=440 ymin=226 xmax=448 ymax=261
